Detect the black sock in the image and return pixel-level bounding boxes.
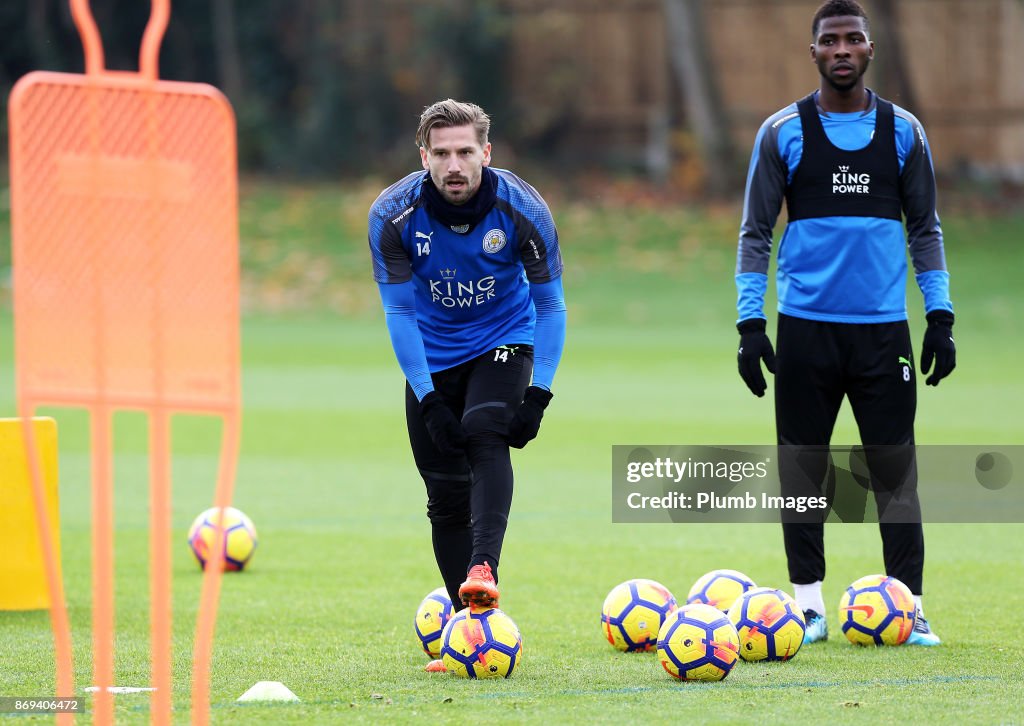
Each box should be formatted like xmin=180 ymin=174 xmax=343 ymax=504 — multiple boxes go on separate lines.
xmin=432 ymin=525 xmax=472 ymax=609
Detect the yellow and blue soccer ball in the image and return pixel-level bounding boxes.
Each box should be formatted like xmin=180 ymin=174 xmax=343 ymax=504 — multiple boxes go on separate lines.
xmin=657 ymin=603 xmax=740 ymax=681
xmin=414 ymin=587 xmax=454 ymax=658
xmin=187 ymin=506 xmax=257 ymax=571
xmin=439 ymin=607 xmax=522 ymax=678
xmin=686 ymin=569 xmax=757 ymax=612
xmin=601 ymin=579 xmax=678 ymax=652
xmin=839 ymin=574 xmax=917 ymax=646
xmin=727 ymin=587 xmax=805 ymax=661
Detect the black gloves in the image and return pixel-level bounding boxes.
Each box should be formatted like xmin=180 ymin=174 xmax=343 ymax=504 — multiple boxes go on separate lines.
xmin=733 ymin=312 xmax=955 ymax=395
xmin=421 ymin=386 xmax=555 ymax=454
xmin=921 ymin=310 xmax=956 ymax=386
xmin=419 ymin=391 xmax=467 ymax=456
xmin=506 ymin=386 xmax=553 ymax=449
xmin=737 ymin=318 xmax=776 ymax=398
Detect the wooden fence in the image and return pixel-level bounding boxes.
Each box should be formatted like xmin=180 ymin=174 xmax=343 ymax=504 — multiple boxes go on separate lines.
xmin=500 ymin=0 xmax=1024 ymax=178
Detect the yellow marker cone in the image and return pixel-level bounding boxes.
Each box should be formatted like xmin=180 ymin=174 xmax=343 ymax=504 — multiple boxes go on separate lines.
xmin=0 ymin=417 xmax=60 ymax=610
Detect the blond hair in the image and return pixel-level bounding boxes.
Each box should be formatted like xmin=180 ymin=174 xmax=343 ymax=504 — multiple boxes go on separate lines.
xmin=416 ymin=99 xmax=491 ymax=149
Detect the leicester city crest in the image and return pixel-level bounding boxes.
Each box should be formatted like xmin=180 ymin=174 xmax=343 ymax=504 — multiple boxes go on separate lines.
xmin=482 ymin=228 xmax=507 ymax=254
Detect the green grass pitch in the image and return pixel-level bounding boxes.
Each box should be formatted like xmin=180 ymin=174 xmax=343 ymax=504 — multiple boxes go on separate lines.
xmin=0 ymin=185 xmax=1021 ymax=723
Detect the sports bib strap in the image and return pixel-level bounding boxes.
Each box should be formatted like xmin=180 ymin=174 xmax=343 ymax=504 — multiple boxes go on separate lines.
xmin=786 ymin=93 xmax=902 ymax=222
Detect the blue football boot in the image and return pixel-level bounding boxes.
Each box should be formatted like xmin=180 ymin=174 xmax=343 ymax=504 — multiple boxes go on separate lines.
xmin=905 ymin=610 xmax=941 ymax=646
xmin=803 ymin=609 xmax=829 ymax=643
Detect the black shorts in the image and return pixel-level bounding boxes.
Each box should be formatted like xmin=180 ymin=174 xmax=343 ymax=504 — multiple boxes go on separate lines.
xmin=775 ymin=313 xmax=916 ymax=447
xmin=775 ymin=314 xmax=920 ymax=522
xmin=405 ymin=344 xmax=534 ymax=468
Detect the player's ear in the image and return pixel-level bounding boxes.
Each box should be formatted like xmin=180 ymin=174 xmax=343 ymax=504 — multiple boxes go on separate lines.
xmin=420 ymin=146 xmax=430 ymax=170
xmin=809 ymin=43 xmax=817 ymax=62
xmin=482 ymin=142 xmax=492 ymax=167
xmin=867 ymin=40 xmax=875 ymax=60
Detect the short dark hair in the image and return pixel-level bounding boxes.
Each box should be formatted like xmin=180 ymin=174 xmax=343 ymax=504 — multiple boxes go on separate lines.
xmin=812 ymin=0 xmax=870 ymax=37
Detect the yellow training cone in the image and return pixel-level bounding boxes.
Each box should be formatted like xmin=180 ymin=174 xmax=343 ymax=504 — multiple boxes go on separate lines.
xmin=0 ymin=417 xmax=60 ymax=610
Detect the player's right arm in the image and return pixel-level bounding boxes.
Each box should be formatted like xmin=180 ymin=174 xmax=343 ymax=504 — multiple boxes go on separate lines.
xmin=369 ymin=200 xmax=469 ymax=453
xmin=376 ymin=280 xmax=433 ymax=400
xmin=734 ymin=112 xmax=790 ymax=397
xmin=368 ymin=200 xmax=434 ymax=401
xmin=735 ymin=113 xmax=790 ymax=323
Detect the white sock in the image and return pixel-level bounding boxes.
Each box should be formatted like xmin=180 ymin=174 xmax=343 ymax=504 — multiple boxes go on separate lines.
xmin=793 ymin=581 xmax=826 ymax=615
xmin=914 ymin=595 xmax=924 ymax=616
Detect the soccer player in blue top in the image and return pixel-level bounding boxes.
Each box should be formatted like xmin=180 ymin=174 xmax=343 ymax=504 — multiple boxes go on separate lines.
xmin=368 ymin=99 xmax=566 ymax=669
xmin=735 ymin=0 xmax=954 ymax=646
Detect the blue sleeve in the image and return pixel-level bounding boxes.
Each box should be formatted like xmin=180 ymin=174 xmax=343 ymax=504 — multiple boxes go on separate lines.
xmin=377 ymin=281 xmax=433 ymax=400
xmin=367 ymin=172 xmax=422 ymax=283
xmin=495 ymin=169 xmax=564 ymax=283
xmin=736 ymin=108 xmax=793 ymax=323
xmin=736 ymin=273 xmax=769 ymax=323
xmin=528 ymin=278 xmax=566 ymax=391
xmin=894 ymin=110 xmax=953 ymax=315
xmin=915 ymin=270 xmax=953 ymax=315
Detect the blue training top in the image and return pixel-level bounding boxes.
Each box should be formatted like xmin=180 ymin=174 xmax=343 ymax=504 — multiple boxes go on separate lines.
xmin=736 ymin=90 xmax=952 ymax=324
xmin=369 ymin=168 xmax=566 ymax=400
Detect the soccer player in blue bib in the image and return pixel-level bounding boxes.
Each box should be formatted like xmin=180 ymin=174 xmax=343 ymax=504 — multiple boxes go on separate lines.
xmin=735 ymin=0 xmax=954 ymax=646
xmin=369 ymin=100 xmax=566 ymax=669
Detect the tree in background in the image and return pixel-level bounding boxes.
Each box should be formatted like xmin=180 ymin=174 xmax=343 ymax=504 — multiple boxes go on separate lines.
xmin=663 ymin=0 xmax=740 ymax=197
xmin=0 ymin=0 xmax=510 ymax=177
xmin=870 ymin=0 xmax=922 ymax=119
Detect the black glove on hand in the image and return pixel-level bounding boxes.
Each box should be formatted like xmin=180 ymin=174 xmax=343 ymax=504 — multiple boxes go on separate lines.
xmin=419 ymin=391 xmax=467 ymax=456
xmin=921 ymin=310 xmax=956 ymax=386
xmin=737 ymin=318 xmax=777 ymax=398
xmin=506 ymin=386 xmax=553 ymax=449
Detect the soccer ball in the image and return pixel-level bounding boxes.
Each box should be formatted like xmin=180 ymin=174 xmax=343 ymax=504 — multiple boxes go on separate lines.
xmin=727 ymin=587 xmax=806 ymax=661
xmin=601 ymin=579 xmax=678 ymax=652
xmin=414 ymin=587 xmax=454 ymax=658
xmin=657 ymin=603 xmax=740 ymax=681
xmin=686 ymin=569 xmax=757 ymax=612
xmin=186 ymin=506 xmax=257 ymax=571
xmin=839 ymin=574 xmax=917 ymax=646
xmin=439 ymin=607 xmax=522 ymax=678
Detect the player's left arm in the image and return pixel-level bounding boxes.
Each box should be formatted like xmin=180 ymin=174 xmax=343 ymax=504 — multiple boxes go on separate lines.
xmin=506 ymin=277 xmax=565 ymax=449
xmin=898 ymin=113 xmax=956 ymax=385
xmin=528 ymin=277 xmax=566 ymax=392
xmin=504 ymin=178 xmax=565 ymax=447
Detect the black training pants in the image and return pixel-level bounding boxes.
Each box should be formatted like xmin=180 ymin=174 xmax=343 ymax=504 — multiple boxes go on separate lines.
xmin=405 ymin=345 xmax=533 ymax=608
xmin=775 ymin=314 xmax=924 ymax=595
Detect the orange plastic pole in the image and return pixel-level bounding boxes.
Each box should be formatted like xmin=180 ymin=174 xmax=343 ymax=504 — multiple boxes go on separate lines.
xmin=139 ymin=0 xmax=170 ymax=82
xmin=191 ymin=415 xmax=241 ymax=726
xmin=149 ymin=410 xmax=173 ymax=726
xmin=142 ymin=9 xmax=171 ymax=715
xmin=69 ymin=0 xmax=104 ymax=76
xmin=18 ymin=408 xmax=75 ymax=726
xmin=91 ymin=406 xmax=115 ymax=725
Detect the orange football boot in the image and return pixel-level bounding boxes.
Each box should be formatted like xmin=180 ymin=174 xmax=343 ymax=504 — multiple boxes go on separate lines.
xmin=458 ymin=562 xmax=499 ymax=609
